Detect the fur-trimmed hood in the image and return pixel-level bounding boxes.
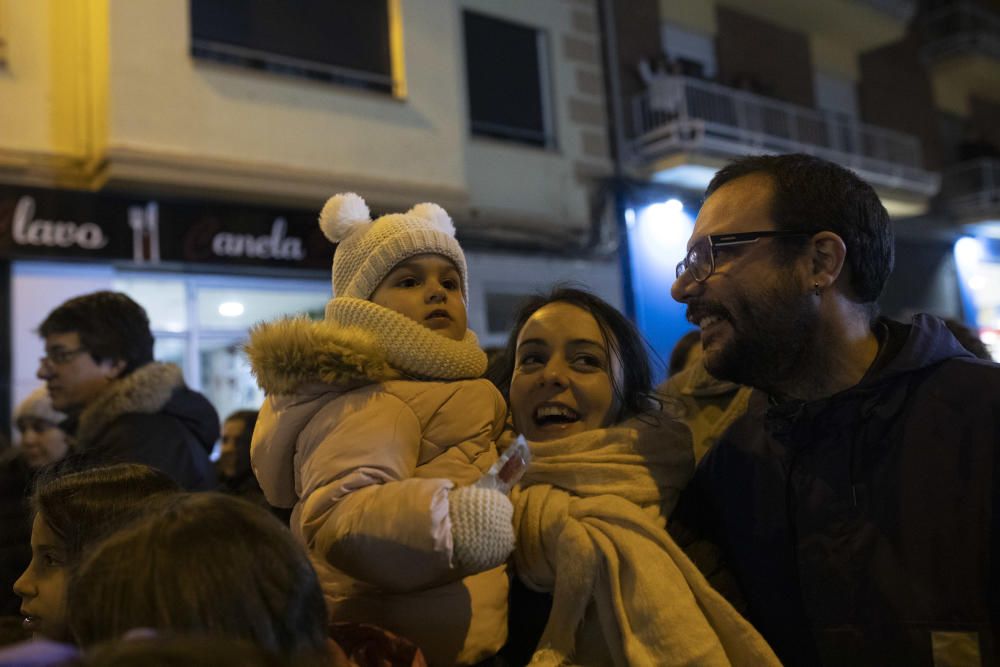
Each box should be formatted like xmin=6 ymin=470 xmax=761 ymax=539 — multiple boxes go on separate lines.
xmin=71 ymin=362 xmax=215 ymax=450
xmin=245 ymin=316 xmax=397 ymax=396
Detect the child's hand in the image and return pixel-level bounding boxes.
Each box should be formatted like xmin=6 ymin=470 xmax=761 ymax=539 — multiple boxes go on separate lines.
xmin=448 ymin=486 xmax=514 ymax=572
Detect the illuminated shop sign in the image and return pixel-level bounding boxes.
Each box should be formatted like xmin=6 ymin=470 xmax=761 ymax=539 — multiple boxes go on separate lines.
xmin=0 ymin=186 xmax=330 ymax=269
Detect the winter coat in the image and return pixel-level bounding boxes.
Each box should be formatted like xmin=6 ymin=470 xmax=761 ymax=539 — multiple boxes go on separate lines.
xmin=0 ymin=450 xmax=32 ymax=616
xmin=658 ymin=348 xmax=752 ymax=463
xmin=59 ymin=363 xmax=218 ymax=491
xmin=248 ymin=318 xmax=508 ymax=666
xmin=672 ymin=315 xmax=1000 ymax=666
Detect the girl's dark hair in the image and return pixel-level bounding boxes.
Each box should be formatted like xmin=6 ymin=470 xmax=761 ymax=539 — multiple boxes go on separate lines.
xmin=33 ymin=464 xmax=180 ymax=566
xmin=486 ymin=286 xmax=655 ymax=424
xmin=80 ymin=637 xmax=312 ymax=667
xmin=67 ymin=493 xmax=330 ymax=662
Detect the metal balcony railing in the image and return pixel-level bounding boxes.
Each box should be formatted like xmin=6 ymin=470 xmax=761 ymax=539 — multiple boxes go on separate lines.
xmin=941 ymin=158 xmax=1000 ymax=220
xmin=630 ymin=75 xmax=940 ymax=195
xmin=921 ymin=2 xmax=1000 ymax=61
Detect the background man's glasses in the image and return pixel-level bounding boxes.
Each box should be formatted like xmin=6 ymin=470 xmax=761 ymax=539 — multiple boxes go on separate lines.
xmin=675 ymin=231 xmax=811 ymax=282
xmin=40 ymin=347 xmax=89 ymax=366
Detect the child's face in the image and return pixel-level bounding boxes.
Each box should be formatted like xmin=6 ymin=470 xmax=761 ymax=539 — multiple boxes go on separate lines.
xmin=13 ymin=514 xmax=70 ymax=641
xmin=371 ymin=253 xmax=468 ymax=341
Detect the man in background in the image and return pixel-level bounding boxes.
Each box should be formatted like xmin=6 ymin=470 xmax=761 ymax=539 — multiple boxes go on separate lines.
xmin=37 ymin=291 xmax=217 ymax=490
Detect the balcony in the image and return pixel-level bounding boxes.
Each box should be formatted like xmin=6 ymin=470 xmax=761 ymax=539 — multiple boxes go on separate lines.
xmin=629 ymin=75 xmax=940 ymax=203
xmin=921 ymin=2 xmax=1000 ymax=62
xmin=941 ymin=158 xmax=1000 ymax=223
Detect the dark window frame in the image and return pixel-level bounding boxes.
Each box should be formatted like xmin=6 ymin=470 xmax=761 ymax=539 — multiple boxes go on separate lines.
xmin=188 ymin=0 xmax=400 ymax=96
xmin=462 ymin=10 xmax=556 ymax=149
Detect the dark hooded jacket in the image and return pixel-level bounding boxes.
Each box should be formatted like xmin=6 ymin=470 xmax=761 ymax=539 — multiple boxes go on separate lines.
xmin=60 ymin=362 xmax=218 ymax=491
xmin=672 ymin=315 xmax=1000 ymax=666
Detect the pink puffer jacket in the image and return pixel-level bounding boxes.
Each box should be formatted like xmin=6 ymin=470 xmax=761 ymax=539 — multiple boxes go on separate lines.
xmin=248 ymin=319 xmax=508 ymax=666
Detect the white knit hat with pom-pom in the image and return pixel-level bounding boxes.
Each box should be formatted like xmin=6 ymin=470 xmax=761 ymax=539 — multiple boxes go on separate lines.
xmin=319 ymin=193 xmax=468 ymax=303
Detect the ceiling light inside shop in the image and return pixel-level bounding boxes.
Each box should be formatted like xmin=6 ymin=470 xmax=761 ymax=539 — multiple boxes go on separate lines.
xmin=218 ymin=301 xmax=245 ymax=318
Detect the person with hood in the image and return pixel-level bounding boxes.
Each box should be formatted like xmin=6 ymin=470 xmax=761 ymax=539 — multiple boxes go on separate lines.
xmin=670 ymin=153 xmax=1000 ymax=666
xmin=246 ymin=194 xmax=513 ymax=666
xmin=36 ymin=291 xmax=217 ymax=490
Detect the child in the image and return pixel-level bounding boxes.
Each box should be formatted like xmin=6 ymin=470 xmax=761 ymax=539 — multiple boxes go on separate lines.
xmin=246 ymin=193 xmax=514 ymax=666
xmin=67 ymin=493 xmax=341 ymax=665
xmin=12 ymin=464 xmax=179 ymax=642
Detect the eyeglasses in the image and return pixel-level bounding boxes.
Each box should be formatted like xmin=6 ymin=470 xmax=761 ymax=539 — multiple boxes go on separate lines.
xmin=675 ymin=231 xmax=811 ymax=282
xmin=40 ymin=347 xmax=89 ymax=366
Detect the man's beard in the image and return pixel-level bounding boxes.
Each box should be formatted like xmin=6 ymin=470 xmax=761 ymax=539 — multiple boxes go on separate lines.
xmin=702 ymin=282 xmax=820 ymax=393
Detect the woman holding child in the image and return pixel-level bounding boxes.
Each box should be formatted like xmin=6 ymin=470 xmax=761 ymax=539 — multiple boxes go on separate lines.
xmin=492 ymin=287 xmax=780 ymax=666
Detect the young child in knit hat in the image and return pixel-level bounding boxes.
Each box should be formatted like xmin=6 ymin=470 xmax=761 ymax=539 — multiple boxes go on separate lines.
xmin=246 ymin=193 xmax=513 ymax=666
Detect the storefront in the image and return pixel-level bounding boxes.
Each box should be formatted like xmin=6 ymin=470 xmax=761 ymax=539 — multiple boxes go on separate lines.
xmin=0 ymin=185 xmax=335 ymax=428
xmin=1 ymin=185 xmax=624 ymax=428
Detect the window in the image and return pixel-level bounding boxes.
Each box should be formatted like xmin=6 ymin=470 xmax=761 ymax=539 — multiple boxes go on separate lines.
xmin=463 ymin=11 xmax=554 ymax=148
xmin=661 ymin=22 xmax=716 ymax=79
xmin=189 ymin=0 xmax=398 ymax=94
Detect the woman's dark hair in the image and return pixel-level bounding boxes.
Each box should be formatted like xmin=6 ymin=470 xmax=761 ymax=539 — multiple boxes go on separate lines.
xmin=33 ymin=464 xmax=180 ymax=567
xmin=67 ymin=493 xmax=330 ymax=662
xmin=38 ymin=291 xmax=155 ymax=376
xmin=487 ymin=286 xmax=655 ymax=424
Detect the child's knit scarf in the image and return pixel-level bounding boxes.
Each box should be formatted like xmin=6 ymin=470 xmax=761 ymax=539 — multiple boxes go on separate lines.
xmin=507 ymin=415 xmax=781 ymax=667
xmin=247 ymin=298 xmax=487 ymax=396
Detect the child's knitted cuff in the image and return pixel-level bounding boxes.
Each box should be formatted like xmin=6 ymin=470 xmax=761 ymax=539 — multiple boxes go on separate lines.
xmin=448 ymin=486 xmax=514 ymax=573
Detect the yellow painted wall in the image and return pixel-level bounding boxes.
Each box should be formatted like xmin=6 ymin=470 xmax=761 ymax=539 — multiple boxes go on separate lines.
xmin=0 ymin=1 xmax=57 ymax=153
xmin=106 ymin=0 xmax=467 ymax=193
xmin=0 ymin=0 xmax=107 ymax=179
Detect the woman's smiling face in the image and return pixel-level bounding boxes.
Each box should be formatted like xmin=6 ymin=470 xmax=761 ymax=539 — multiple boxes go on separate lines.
xmin=509 ymin=302 xmax=618 ymax=441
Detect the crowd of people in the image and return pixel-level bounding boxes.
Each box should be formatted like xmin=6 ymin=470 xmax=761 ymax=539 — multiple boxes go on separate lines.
xmin=0 ymin=152 xmax=997 ymax=666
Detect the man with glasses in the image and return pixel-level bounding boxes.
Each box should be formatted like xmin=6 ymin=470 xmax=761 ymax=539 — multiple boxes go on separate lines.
xmin=669 ymin=154 xmax=1000 ymax=666
xmin=36 ymin=291 xmax=217 ymax=490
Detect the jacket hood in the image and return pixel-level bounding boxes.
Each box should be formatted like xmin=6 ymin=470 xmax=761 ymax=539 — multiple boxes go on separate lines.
xmin=160 ymin=385 xmax=221 ymax=452
xmin=868 ymin=314 xmax=974 ymax=384
xmin=74 ymin=362 xmax=217 ymax=449
xmin=245 ymin=316 xmax=397 ymax=396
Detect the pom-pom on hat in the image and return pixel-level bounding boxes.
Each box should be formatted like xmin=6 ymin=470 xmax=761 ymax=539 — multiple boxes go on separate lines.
xmin=319 ymin=193 xmax=468 ymax=303
xmin=14 ymin=386 xmax=65 ymax=426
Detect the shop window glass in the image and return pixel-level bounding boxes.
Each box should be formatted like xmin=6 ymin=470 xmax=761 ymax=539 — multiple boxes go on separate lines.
xmin=196 ymin=286 xmax=328 ymax=329
xmin=113 ymin=278 xmax=188 ymax=332
xmin=463 ymin=11 xmax=553 ymax=148
xmin=200 ymin=338 xmax=264 ymax=422
xmin=154 ymin=338 xmax=188 ymax=370
xmin=189 ymin=0 xmax=394 ymax=93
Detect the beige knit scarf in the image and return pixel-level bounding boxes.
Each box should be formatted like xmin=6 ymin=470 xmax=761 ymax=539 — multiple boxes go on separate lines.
xmin=325 ymin=297 xmax=486 ymax=380
xmin=509 ymin=415 xmax=781 ymax=667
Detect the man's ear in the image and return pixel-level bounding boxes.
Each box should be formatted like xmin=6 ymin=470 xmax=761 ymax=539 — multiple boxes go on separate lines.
xmin=809 ymin=231 xmax=847 ymax=291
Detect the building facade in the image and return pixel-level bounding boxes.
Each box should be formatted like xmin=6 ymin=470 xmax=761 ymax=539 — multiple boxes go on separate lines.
xmin=0 ymin=0 xmax=624 ymax=424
